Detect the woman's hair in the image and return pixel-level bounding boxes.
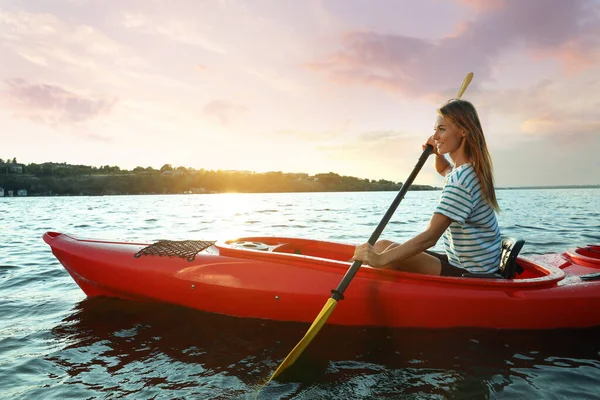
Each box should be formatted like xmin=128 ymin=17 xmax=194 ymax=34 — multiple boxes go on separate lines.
xmin=438 ymin=99 xmax=500 ymax=212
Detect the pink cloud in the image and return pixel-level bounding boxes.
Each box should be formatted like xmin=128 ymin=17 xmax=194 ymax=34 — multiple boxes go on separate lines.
xmin=309 ymin=0 xmax=600 ymax=96
xmin=457 ymin=0 xmax=504 ymax=12
xmin=202 ymin=100 xmax=246 ymax=125
xmin=521 ymin=114 xmax=600 ymax=139
xmin=3 ymin=78 xmax=116 ymax=126
xmin=481 ymin=77 xmax=600 ymax=139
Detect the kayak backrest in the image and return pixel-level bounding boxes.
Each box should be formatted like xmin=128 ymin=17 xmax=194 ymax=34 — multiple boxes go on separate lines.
xmin=499 ymin=237 xmax=525 ymax=279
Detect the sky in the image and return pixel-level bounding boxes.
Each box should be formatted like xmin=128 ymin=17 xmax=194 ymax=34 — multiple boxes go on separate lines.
xmin=1 ymin=0 xmax=599 ymax=187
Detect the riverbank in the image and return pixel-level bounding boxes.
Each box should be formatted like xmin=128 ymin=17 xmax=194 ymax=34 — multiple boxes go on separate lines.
xmin=0 ymin=167 xmax=438 ymax=196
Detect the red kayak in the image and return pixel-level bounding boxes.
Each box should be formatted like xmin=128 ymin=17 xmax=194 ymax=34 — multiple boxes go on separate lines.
xmin=43 ymin=231 xmax=600 ymax=329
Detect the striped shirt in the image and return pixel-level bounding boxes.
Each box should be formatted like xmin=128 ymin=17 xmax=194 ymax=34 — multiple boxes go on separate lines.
xmin=433 ymin=163 xmax=501 ymax=274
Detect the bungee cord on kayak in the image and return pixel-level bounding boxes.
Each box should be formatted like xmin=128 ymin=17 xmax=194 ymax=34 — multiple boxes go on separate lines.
xmin=135 ymin=239 xmax=216 ymax=262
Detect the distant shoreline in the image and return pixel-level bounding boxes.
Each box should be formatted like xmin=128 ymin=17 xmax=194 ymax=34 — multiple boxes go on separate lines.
xmin=0 ymin=161 xmax=598 ymax=197
xmin=1 ymin=185 xmax=599 ymax=199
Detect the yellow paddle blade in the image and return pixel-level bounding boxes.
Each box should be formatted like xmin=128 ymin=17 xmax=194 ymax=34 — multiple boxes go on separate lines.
xmin=457 ymin=72 xmax=473 ymax=99
xmin=268 ymin=297 xmax=338 ymax=382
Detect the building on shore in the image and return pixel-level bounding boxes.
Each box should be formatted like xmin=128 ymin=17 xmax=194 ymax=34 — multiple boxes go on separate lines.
xmin=0 ymin=163 xmax=24 ymax=174
xmin=0 ymin=187 xmax=3 ymax=197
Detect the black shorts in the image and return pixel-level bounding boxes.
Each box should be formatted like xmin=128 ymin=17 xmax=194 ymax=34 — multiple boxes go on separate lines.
xmin=424 ymin=250 xmax=468 ymax=277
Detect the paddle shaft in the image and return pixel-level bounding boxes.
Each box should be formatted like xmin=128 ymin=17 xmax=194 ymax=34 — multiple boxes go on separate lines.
xmin=331 ymin=144 xmax=434 ymax=301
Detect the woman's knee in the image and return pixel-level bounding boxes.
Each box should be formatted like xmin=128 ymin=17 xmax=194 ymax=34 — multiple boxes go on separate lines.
xmin=373 ymin=239 xmax=396 ymax=253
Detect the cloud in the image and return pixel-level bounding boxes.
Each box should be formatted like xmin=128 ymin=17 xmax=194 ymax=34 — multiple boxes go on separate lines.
xmin=520 ymin=115 xmax=600 ymax=138
xmin=202 ymin=100 xmax=246 ymax=125
xmin=0 ymin=9 xmax=188 ymax=92
xmin=480 ymin=76 xmax=600 ymax=138
xmin=357 ymin=130 xmax=405 ymax=142
xmin=0 ymin=9 xmax=138 ymax=70
xmin=267 ymin=129 xmax=409 ymax=160
xmin=3 ymin=78 xmax=116 ymax=125
xmin=122 ymin=12 xmax=226 ymax=54
xmin=272 ymin=129 xmax=336 ymax=142
xmin=457 ymin=0 xmax=504 ymax=12
xmin=318 ymin=129 xmax=412 ymax=156
xmin=324 ymin=130 xmax=411 ymax=157
xmin=242 ymin=67 xmax=307 ymax=95
xmin=309 ymin=0 xmax=600 ymax=96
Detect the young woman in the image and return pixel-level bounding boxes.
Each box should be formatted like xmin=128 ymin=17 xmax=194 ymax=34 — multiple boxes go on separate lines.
xmin=352 ymin=99 xmax=501 ymax=277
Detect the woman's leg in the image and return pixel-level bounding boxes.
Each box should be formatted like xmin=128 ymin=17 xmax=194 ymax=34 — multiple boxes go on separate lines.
xmin=371 ymin=239 xmax=442 ymax=276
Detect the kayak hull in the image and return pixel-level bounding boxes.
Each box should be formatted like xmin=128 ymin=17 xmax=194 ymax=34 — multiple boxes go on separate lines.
xmin=43 ymin=231 xmax=600 ymax=329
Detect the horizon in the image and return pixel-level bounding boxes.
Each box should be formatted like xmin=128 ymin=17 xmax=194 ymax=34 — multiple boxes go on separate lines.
xmin=2 ymin=0 xmax=600 ymax=187
xmin=2 ymin=158 xmax=599 ymax=190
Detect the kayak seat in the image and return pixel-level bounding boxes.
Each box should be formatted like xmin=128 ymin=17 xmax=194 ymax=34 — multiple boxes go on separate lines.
xmin=462 ymin=237 xmax=525 ymax=279
xmin=499 ymin=237 xmax=525 ymax=278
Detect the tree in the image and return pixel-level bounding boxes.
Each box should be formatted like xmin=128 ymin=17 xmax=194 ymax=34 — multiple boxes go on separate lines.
xmin=160 ymin=164 xmax=173 ymax=172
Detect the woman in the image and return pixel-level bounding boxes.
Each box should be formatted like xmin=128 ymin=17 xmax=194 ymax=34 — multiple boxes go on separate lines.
xmin=352 ymin=99 xmax=501 ymax=277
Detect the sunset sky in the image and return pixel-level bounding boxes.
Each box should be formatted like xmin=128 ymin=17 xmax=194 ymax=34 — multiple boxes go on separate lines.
xmin=1 ymin=0 xmax=599 ymax=187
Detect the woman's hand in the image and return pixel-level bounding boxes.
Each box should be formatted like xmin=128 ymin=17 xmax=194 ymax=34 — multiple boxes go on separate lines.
xmin=352 ymin=243 xmax=384 ymax=268
xmin=422 ymin=136 xmax=439 ymax=156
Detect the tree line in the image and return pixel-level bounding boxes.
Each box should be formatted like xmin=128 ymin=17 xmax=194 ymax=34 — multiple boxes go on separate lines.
xmin=0 ymin=161 xmax=438 ymax=196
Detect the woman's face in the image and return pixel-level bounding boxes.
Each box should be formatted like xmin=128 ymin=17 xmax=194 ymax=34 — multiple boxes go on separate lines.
xmin=433 ymin=115 xmax=466 ymax=155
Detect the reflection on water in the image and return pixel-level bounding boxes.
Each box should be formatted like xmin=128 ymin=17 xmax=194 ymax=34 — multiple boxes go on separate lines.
xmin=42 ymin=298 xmax=600 ymax=399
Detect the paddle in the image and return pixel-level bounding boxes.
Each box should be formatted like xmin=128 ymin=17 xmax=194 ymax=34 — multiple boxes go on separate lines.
xmin=267 ymin=72 xmax=474 ymax=383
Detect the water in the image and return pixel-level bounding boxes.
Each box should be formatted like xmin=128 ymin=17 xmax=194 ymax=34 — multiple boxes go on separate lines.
xmin=1 ymin=189 xmax=599 ymax=399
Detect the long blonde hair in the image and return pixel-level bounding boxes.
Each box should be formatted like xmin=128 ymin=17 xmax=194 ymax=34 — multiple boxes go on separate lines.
xmin=438 ymin=99 xmax=500 ymax=212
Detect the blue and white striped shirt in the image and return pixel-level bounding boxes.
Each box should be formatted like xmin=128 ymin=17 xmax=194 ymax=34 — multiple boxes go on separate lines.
xmin=434 ymin=163 xmax=501 ymax=273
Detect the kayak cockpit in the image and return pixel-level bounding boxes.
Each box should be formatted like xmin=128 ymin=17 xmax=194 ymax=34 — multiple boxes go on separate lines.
xmin=565 ymin=245 xmax=600 ymax=268
xmin=222 ymin=237 xmax=354 ymax=261
xmin=216 ymin=236 xmax=566 ymax=287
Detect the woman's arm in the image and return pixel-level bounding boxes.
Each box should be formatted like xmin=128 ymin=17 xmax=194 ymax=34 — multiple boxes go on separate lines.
xmin=353 ymin=213 xmax=453 ymax=268
xmin=424 ymin=136 xmax=452 ymax=177
xmin=434 ymin=154 xmax=452 ymax=177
